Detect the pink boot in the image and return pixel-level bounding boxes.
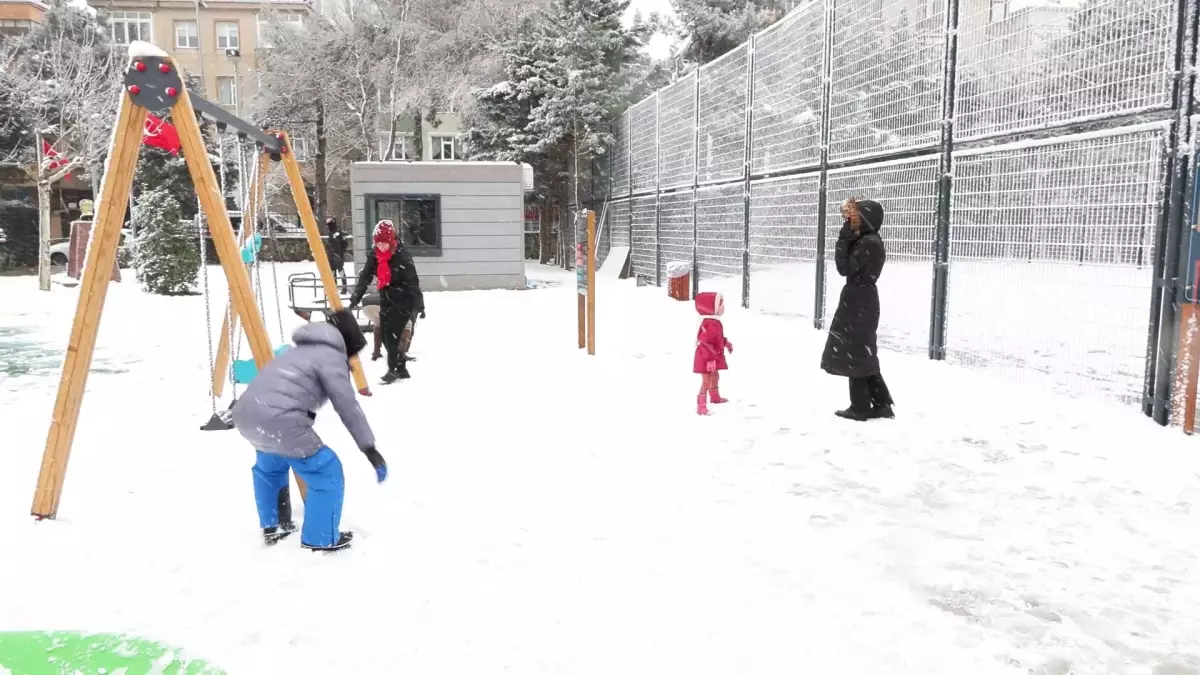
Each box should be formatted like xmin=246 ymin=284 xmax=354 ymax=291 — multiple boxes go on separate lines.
xmin=697 ymin=394 xmax=710 ymax=416
xmin=709 ymin=389 xmax=728 ymax=404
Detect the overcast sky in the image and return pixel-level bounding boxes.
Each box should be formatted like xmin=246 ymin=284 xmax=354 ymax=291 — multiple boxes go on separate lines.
xmin=626 ymin=0 xmax=676 ymax=60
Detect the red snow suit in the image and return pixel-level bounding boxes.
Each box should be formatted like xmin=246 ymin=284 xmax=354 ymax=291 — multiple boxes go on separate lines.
xmin=693 ymin=291 xmax=730 ymax=374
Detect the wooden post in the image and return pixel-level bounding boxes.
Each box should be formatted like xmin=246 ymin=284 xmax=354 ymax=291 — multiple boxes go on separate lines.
xmin=276 ymin=133 xmax=372 ymax=396
xmin=212 ymin=153 xmax=268 ymax=398
xmin=1178 ymin=303 xmax=1200 ymax=433
xmin=31 ymin=93 xmax=147 ymax=519
xmin=172 ymin=87 xmax=273 ymax=368
xmin=586 ymin=210 xmax=596 ymax=355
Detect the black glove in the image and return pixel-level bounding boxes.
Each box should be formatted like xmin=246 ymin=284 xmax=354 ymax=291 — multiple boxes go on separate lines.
xmin=306 ymin=410 xmax=317 ymax=421
xmin=362 ymin=446 xmax=388 ymax=483
xmin=419 ymin=310 xmax=426 ymax=319
xmin=347 ymin=294 xmax=361 ymax=310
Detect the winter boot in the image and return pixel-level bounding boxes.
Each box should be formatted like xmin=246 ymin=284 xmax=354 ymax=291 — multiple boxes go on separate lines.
xmin=709 ymin=389 xmax=728 ymax=404
xmin=834 ymin=407 xmax=872 ymax=422
xmin=380 ymin=370 xmax=400 ymax=385
xmin=263 ymin=521 xmax=298 ymax=545
xmin=302 ymin=531 xmax=355 ymax=552
xmin=395 ymin=363 xmax=411 ymax=380
xmin=697 ymin=394 xmax=710 ymax=416
xmin=871 ymin=405 xmax=895 ymax=419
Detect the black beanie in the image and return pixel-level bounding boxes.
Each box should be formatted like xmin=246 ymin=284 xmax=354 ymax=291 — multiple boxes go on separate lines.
xmin=328 ymin=309 xmax=367 ymax=357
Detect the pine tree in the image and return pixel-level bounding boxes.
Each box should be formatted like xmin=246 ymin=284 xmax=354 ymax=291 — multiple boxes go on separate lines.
xmin=133 ymin=188 xmax=199 ymax=295
xmin=669 ymin=0 xmax=786 ymax=67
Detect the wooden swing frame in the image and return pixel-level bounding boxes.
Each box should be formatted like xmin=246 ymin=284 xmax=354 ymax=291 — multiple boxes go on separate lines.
xmin=29 ymin=52 xmax=352 ymax=519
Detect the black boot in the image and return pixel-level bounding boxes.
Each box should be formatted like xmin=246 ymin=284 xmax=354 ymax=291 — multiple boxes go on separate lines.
xmin=835 ymin=407 xmax=872 ymax=421
xmin=263 ymin=521 xmax=298 ymax=545
xmin=302 ymin=531 xmax=355 ymax=552
xmin=395 ymin=363 xmax=411 ymax=379
xmin=871 ymin=405 xmax=895 ymax=419
xmin=838 ymin=377 xmax=873 ymax=421
xmin=380 ymin=370 xmax=400 ymax=384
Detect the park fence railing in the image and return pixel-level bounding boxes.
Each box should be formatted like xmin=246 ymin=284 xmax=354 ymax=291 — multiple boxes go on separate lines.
xmin=569 ymin=0 xmax=1198 ymax=421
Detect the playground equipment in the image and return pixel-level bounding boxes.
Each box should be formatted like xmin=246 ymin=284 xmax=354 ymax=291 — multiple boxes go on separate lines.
xmin=0 ymin=631 xmax=223 ymax=674
xmin=29 ymin=43 xmax=360 ymax=519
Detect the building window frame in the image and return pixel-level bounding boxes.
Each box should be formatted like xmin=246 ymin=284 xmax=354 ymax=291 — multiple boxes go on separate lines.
xmin=216 ymin=76 xmax=237 ymax=108
xmin=110 ymin=11 xmax=153 ymax=45
xmin=430 ymin=134 xmax=459 ymax=161
xmin=256 ymin=12 xmax=303 ymax=49
xmin=174 ymin=20 xmax=198 ymax=49
xmin=365 ymin=193 xmax=443 ymax=257
xmin=215 ymin=21 xmax=240 ymax=50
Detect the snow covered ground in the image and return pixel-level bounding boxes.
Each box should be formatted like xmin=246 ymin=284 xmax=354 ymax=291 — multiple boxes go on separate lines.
xmin=1 ymin=261 xmax=1199 ymax=675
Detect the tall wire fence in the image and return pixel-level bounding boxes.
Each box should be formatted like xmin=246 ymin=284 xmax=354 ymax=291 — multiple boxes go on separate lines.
xmin=569 ymin=0 xmax=1200 ymax=417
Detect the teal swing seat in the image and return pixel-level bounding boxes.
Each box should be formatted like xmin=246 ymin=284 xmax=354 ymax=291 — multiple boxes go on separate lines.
xmin=232 ymin=344 xmax=292 ymax=384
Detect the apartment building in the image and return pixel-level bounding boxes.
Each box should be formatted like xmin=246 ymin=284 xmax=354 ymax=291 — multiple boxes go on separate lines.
xmin=87 ymin=0 xmax=311 ymax=110
xmin=0 ymin=0 xmax=46 ymax=33
xmin=378 ymin=112 xmax=465 ymax=162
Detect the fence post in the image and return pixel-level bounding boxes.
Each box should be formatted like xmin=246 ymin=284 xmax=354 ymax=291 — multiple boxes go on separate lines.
xmin=655 ymin=91 xmax=663 ymax=286
xmin=741 ymin=36 xmax=756 ymax=309
xmin=1146 ymin=0 xmax=1199 ymax=424
xmin=693 ymin=70 xmax=702 ymax=298
xmin=627 ymin=112 xmax=634 ymax=252
xmin=929 ymin=0 xmax=960 ymax=361
xmin=814 ymin=0 xmax=836 ymax=330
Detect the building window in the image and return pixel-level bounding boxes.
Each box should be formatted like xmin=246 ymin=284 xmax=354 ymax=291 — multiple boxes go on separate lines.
xmin=174 ymin=20 xmax=198 ymax=49
xmin=216 ymin=21 xmax=239 ymax=50
xmin=379 ymin=133 xmax=414 ymax=160
xmin=110 ymin=11 xmax=153 ymax=45
xmin=216 ymin=76 xmax=237 ymax=107
xmin=367 ymin=194 xmax=442 ymax=256
xmin=430 ymin=135 xmax=458 ymax=160
xmin=1 ymin=18 xmax=35 ymax=30
xmin=291 ymin=137 xmax=309 ymax=161
xmin=256 ymin=12 xmax=303 ymax=48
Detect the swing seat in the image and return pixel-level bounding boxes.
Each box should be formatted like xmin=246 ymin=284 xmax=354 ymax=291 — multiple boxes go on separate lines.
xmin=232 ymin=344 xmax=291 ymax=385
xmin=241 ymin=233 xmax=263 ymax=265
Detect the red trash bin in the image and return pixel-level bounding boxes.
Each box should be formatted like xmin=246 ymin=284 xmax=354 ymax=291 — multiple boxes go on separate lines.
xmin=666 ymin=261 xmax=691 ymax=301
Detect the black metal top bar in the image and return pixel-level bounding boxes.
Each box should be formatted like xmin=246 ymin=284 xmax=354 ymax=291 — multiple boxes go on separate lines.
xmin=123 ymin=54 xmax=283 ymax=154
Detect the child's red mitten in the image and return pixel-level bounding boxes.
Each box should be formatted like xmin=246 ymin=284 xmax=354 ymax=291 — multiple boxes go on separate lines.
xmin=706 ymin=360 xmax=717 ymax=373
xmin=725 ymin=341 xmax=733 ymax=353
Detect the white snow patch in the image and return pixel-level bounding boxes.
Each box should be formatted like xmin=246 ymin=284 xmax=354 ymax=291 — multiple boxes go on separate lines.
xmin=125 ymin=41 xmax=168 ymax=60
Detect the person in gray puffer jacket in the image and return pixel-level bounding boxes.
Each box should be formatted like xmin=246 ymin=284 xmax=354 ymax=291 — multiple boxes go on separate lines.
xmin=232 ymin=309 xmax=386 ymax=552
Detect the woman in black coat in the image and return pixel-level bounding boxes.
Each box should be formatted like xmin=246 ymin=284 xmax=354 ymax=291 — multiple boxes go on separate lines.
xmin=820 ymin=198 xmax=894 ymax=421
xmin=325 ymin=217 xmax=349 ymax=288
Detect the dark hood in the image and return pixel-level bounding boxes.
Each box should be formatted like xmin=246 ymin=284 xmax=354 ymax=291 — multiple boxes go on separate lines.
xmin=856 ymin=199 xmax=884 ymax=234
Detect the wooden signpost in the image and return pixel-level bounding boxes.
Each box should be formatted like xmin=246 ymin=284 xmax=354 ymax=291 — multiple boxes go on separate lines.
xmin=576 ymin=210 xmax=596 ymax=355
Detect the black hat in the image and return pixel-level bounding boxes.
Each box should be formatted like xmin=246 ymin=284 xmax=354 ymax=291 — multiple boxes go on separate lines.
xmin=328 ymin=309 xmax=367 ymax=357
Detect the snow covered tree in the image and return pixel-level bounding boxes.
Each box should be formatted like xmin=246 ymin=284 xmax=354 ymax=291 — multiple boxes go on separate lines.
xmin=466 ymin=0 xmax=663 ymax=261
xmin=3 ymin=0 xmax=122 ymax=290
xmin=669 ymin=0 xmax=785 ymax=67
xmin=133 ymin=188 xmax=199 ymax=295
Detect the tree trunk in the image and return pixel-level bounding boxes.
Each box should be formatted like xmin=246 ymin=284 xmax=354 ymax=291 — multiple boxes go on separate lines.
xmin=539 ymin=200 xmax=552 ymax=265
xmin=412 ymin=110 xmax=424 ymax=160
xmin=38 ymin=178 xmax=52 ymax=291
xmin=315 ymin=101 xmax=328 ymax=225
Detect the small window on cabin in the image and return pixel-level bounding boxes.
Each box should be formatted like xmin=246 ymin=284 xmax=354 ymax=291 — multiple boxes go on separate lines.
xmin=367 ymin=194 xmax=441 ymax=256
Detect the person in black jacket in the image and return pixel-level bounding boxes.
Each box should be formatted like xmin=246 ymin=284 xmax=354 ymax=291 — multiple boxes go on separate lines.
xmin=324 ymin=217 xmax=349 ymax=289
xmin=820 ymin=198 xmax=894 ymax=421
xmin=348 ymin=220 xmax=424 ymax=384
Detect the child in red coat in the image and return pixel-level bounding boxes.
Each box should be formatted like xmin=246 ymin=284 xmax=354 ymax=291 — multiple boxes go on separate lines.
xmin=694 ymin=291 xmax=733 ymax=415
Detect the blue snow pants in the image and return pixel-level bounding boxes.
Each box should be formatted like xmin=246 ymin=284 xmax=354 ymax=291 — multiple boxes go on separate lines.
xmin=252 ymin=447 xmax=344 ymax=548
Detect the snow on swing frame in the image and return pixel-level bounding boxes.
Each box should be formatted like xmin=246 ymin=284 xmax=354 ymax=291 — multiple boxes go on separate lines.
xmin=28 ymin=42 xmax=361 ymax=521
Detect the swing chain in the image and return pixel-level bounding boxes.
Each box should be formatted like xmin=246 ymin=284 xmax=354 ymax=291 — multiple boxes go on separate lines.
xmin=198 ymin=210 xmax=217 ymax=416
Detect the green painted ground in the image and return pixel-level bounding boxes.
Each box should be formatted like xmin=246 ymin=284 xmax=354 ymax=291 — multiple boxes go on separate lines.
xmin=0 ymin=631 xmax=224 ymax=675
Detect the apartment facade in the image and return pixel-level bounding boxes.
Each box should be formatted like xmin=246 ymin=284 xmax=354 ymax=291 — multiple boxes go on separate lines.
xmin=0 ymin=0 xmax=46 ymax=33
xmin=87 ymin=0 xmax=310 ymax=110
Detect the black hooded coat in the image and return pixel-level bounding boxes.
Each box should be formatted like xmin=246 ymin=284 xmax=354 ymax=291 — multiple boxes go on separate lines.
xmin=820 ymin=199 xmax=886 ymax=379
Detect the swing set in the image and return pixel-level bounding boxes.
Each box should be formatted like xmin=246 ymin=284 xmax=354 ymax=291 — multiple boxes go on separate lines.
xmin=30 ymin=44 xmax=369 ymax=520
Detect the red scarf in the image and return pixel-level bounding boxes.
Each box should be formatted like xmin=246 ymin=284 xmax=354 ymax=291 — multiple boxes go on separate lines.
xmin=375 ymin=248 xmax=393 ymax=288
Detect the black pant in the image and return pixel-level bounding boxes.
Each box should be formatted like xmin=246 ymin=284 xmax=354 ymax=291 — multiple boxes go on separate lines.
xmin=849 ymin=374 xmax=893 ymax=412
xmin=379 ymin=305 xmax=412 ymax=372
xmin=331 ymin=263 xmax=346 ymax=291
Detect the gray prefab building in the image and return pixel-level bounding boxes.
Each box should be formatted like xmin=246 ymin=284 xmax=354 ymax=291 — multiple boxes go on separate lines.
xmin=349 ymin=161 xmax=526 ymax=291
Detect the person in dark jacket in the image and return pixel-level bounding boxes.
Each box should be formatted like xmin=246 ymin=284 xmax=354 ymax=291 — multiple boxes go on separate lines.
xmin=348 ymin=220 xmax=425 ymax=383
xmin=325 ymin=217 xmax=349 ymax=289
xmin=231 ymin=310 xmax=387 ymax=552
xmin=820 ymin=198 xmax=894 ymax=421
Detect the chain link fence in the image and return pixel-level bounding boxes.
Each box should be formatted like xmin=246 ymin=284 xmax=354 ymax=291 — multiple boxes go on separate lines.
xmin=587 ymin=0 xmax=1191 ymax=415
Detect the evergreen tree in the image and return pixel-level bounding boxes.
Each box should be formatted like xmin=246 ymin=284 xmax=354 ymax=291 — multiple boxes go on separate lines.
xmin=669 ymin=0 xmax=786 ymax=67
xmin=133 ymin=188 xmax=199 ymax=295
